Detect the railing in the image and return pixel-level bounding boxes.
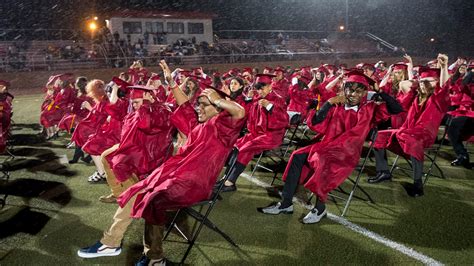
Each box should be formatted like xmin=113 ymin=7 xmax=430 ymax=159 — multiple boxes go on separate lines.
xmin=0 ymin=28 xmax=84 ymax=41
xmin=365 ymin=32 xmax=397 ymax=51
xmin=0 ymin=50 xmax=396 ymax=73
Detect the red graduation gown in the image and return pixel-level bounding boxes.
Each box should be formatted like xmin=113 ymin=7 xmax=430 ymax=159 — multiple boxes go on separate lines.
xmin=381 ymin=82 xmax=417 ymax=129
xmin=106 ymin=102 xmax=174 ymax=182
xmin=235 ymin=91 xmax=289 ymax=165
xmin=58 ymin=95 xmax=93 ymax=133
xmin=283 ymin=101 xmax=388 ymax=202
xmin=71 ymin=99 xmax=108 ymax=147
xmin=374 ymin=84 xmax=450 ymax=161
xmin=117 ymin=102 xmax=245 ymax=225
xmin=82 ymin=99 xmax=128 ymax=156
xmin=287 ymin=84 xmax=316 ymax=119
xmin=0 ymin=93 xmax=13 ymax=153
xmin=272 ymin=78 xmax=290 ymax=100
xmin=40 ymin=86 xmax=76 ymax=127
xmin=448 ymin=79 xmax=474 ymax=118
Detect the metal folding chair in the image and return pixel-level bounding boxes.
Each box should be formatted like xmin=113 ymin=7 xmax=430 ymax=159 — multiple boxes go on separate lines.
xmin=162 ymin=148 xmax=239 ymax=264
xmin=249 ymin=112 xmax=303 ymax=185
xmin=313 ymin=128 xmax=377 ymax=217
xmin=390 ymin=118 xmax=451 ymax=184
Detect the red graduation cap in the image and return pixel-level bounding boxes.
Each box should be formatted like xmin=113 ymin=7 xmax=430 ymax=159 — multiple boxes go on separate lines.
xmin=324 ymin=64 xmax=338 ymax=72
xmin=345 ymin=70 xmax=375 ymax=88
xmin=274 ymin=66 xmax=285 ymax=73
xmin=127 ymin=85 xmax=155 ymax=99
xmin=46 ymin=74 xmax=62 ymax=86
xmin=242 ymin=67 xmax=253 ymax=74
xmin=0 ymin=80 xmax=11 ymax=87
xmin=314 ymin=66 xmax=330 ymax=76
xmin=148 ymin=73 xmax=161 ymax=81
xmin=361 ymin=63 xmax=375 ymax=70
xmin=255 ymin=74 xmax=276 ymax=84
xmin=392 ymin=62 xmax=408 ymax=71
xmin=418 ymin=67 xmax=440 ymax=79
xmin=112 ymin=76 xmax=132 ymax=91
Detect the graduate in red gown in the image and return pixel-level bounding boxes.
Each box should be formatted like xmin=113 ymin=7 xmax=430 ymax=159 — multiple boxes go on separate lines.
xmin=368 ymin=54 xmax=451 ymax=197
xmin=99 ymin=85 xmax=175 ymax=203
xmin=0 ymin=80 xmax=13 ymax=153
xmin=287 ymin=73 xmax=316 ymax=120
xmin=446 ymin=62 xmax=473 ymax=168
xmin=258 ymin=70 xmax=402 ymax=224
xmin=272 ymin=66 xmax=290 ymax=100
xmin=82 ymin=78 xmax=129 ymax=182
xmin=58 ymin=77 xmax=93 ymax=135
xmin=77 ymin=60 xmax=246 ymax=264
xmin=128 ymin=60 xmax=149 ymax=85
xmin=219 ymin=74 xmax=289 ymax=192
xmin=40 ymin=73 xmax=76 ymax=139
xmin=69 ymin=80 xmax=109 ymax=164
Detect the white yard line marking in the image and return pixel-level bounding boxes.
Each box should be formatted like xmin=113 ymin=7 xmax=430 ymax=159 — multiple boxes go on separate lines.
xmin=240 ymin=172 xmax=443 ymax=265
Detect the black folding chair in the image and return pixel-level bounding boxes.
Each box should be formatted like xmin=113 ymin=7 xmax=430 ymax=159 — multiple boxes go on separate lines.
xmin=249 ymin=112 xmax=302 ymax=185
xmin=163 ymin=148 xmax=239 ymax=264
xmin=390 ymin=118 xmax=451 ymax=185
xmin=310 ymin=128 xmax=377 ymax=217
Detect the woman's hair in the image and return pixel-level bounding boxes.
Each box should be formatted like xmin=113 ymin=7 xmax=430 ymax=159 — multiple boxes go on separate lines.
xmin=451 ymin=64 xmax=467 ymax=85
xmin=86 ymin=79 xmax=106 ymax=100
xmin=230 ymin=76 xmax=245 ymax=88
xmin=76 ymin=76 xmax=88 ymax=94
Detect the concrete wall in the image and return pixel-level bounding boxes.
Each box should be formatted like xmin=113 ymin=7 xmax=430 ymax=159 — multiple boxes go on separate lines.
xmin=108 ymin=17 xmax=213 ymax=45
xmin=3 ymin=56 xmax=430 ymax=96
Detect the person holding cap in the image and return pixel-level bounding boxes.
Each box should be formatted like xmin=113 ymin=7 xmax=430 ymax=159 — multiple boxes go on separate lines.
xmin=40 ymin=73 xmax=76 ymax=140
xmin=77 ymin=60 xmax=245 ymax=265
xmin=258 ymin=70 xmax=403 ymax=224
xmin=98 ymin=84 xmax=174 ymax=203
xmin=82 ymin=77 xmax=129 ymax=183
xmin=368 ymin=54 xmax=451 ymax=197
xmin=0 ymin=80 xmax=13 ymax=153
xmin=217 ymin=73 xmax=289 ymax=192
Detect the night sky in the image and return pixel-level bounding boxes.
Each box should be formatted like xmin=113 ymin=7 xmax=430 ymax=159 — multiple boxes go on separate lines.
xmin=1 ymin=0 xmax=472 ymax=56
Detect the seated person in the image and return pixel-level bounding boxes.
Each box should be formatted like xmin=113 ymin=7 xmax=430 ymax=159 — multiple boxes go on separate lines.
xmin=219 ymin=74 xmax=289 ymax=192
xmin=99 ymin=85 xmax=174 ymax=203
xmin=368 ymin=54 xmax=451 ymax=197
xmin=77 ymin=60 xmax=246 ymax=265
xmin=258 ymin=70 xmax=402 ymax=224
xmin=0 ymin=80 xmax=13 ymax=153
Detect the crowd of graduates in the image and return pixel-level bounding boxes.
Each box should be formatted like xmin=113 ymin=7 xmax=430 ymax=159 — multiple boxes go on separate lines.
xmin=3 ymin=51 xmax=472 ymax=265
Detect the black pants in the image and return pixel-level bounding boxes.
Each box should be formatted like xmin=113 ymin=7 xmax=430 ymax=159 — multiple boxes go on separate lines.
xmin=447 ymin=116 xmax=469 ymax=157
xmin=374 ymin=148 xmax=423 ymax=184
xmin=281 ymin=153 xmax=309 ymax=206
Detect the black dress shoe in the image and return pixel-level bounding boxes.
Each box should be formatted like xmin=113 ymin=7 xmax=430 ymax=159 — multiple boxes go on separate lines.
xmin=451 ymin=156 xmax=472 ymax=169
xmin=220 ymin=184 xmax=237 ymax=193
xmin=368 ymin=172 xmax=392 ymax=184
xmin=402 ymin=183 xmax=424 ymax=197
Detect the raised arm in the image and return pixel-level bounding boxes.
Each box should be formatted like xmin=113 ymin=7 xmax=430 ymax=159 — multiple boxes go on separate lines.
xmin=325 ymin=73 xmax=344 ymax=91
xmin=201 ymin=89 xmax=245 ymax=120
xmin=404 ymin=54 xmax=414 ymax=80
xmin=438 ymin=54 xmax=449 ymax=87
xmin=379 ymin=64 xmax=393 ymax=88
xmin=160 ymin=60 xmax=188 ymax=106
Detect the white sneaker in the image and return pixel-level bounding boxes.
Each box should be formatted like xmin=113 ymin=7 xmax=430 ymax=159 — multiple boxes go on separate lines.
xmin=259 ymin=202 xmax=293 ymax=215
xmin=302 ymin=208 xmax=327 ymax=224
xmin=77 ymin=241 xmax=121 ymax=258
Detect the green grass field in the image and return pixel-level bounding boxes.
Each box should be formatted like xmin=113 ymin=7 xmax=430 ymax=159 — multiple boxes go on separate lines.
xmin=0 ymin=94 xmax=473 ymax=265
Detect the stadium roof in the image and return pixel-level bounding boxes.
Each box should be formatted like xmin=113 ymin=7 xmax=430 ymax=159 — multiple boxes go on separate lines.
xmin=106 ymin=10 xmax=216 ymax=20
